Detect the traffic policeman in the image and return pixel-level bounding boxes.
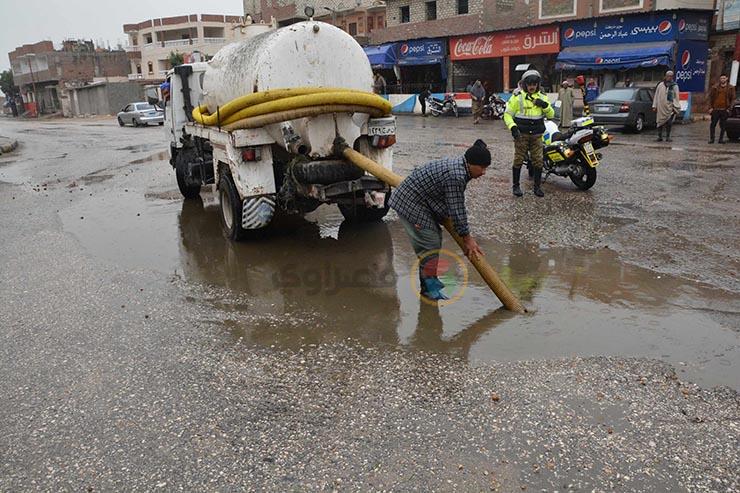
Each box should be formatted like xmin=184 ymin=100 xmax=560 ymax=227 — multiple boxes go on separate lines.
xmin=503 ymin=70 xmax=554 ymax=198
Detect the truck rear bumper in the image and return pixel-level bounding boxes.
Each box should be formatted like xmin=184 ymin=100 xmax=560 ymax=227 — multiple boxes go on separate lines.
xmin=298 ymin=176 xmax=389 ymax=203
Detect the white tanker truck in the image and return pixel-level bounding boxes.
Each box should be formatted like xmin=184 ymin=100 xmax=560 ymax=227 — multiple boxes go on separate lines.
xmin=164 ymin=20 xmax=396 ymax=240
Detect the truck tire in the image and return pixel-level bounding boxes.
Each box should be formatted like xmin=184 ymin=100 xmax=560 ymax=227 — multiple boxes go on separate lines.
xmin=175 ymin=155 xmax=201 ymax=199
xmin=339 ymin=192 xmax=390 ymax=222
xmin=292 ymin=160 xmax=364 ymax=185
xmin=219 ymin=173 xmax=247 ymax=241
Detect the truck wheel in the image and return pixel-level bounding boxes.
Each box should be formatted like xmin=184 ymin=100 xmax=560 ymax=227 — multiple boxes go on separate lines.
xmin=219 ymin=173 xmax=247 ymax=241
xmin=339 ymin=192 xmax=390 ymax=222
xmin=175 ymin=157 xmax=201 ymax=199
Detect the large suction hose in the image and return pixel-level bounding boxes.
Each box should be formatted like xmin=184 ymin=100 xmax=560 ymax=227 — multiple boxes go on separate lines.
xmin=193 ymin=87 xmax=526 ymax=313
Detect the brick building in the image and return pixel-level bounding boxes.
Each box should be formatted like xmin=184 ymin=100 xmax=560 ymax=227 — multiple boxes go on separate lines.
xmin=9 ymin=40 xmax=129 ymax=116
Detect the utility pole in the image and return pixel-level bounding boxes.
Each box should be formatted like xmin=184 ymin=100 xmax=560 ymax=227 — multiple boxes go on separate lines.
xmin=26 ymin=55 xmax=39 ymax=118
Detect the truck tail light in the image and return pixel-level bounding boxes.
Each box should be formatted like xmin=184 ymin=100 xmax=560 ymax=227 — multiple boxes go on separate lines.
xmin=371 ymin=135 xmax=396 ymax=148
xmin=619 ymin=102 xmax=630 ymax=113
xmin=241 ymin=147 xmax=261 ymax=162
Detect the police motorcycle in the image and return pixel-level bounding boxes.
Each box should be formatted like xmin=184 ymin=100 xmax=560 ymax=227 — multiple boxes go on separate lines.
xmin=524 ymin=116 xmax=612 ymax=190
xmin=481 ymin=93 xmax=506 ymax=120
xmin=427 ymin=94 xmax=459 ymax=117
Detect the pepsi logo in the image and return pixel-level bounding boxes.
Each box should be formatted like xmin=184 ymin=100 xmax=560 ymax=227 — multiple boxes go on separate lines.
xmin=564 ymin=28 xmax=575 ymax=41
xmin=595 ymin=57 xmax=604 ymax=64
xmin=678 ymin=19 xmax=686 ymax=32
xmin=681 ymin=50 xmax=691 ymax=68
xmin=658 ymin=20 xmax=672 ymax=35
xmin=400 ymin=44 xmax=409 ymax=55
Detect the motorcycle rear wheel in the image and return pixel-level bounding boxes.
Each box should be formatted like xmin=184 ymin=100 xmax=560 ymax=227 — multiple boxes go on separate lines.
xmin=570 ymin=165 xmax=597 ymax=190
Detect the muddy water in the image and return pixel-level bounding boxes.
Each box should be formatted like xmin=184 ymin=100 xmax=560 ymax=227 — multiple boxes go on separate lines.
xmin=61 ymin=190 xmax=740 ymax=390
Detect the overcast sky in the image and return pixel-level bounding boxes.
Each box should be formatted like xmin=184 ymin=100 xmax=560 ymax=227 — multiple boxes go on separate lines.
xmin=1 ymin=0 xmax=244 ymax=74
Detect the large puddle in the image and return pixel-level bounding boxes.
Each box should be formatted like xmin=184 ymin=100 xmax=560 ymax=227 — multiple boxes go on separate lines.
xmin=61 ymin=188 xmax=740 ymax=390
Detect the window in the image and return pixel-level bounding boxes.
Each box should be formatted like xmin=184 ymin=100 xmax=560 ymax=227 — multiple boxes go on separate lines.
xmin=136 ymin=64 xmax=141 ymax=74
xmin=368 ymin=16 xmax=374 ymax=32
xmin=349 ymin=22 xmax=357 ymax=35
xmin=145 ymin=34 xmax=153 ymax=44
xmin=378 ymin=15 xmax=385 ymax=28
xmin=458 ymin=0 xmax=469 ymax=14
xmin=400 ymin=6 xmax=410 ymax=23
xmin=426 ymin=1 xmax=437 ymax=20
xmin=147 ymin=62 xmax=153 ymax=74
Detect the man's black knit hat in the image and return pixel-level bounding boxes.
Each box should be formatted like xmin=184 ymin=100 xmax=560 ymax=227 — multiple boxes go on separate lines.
xmin=465 ymin=139 xmax=491 ymax=167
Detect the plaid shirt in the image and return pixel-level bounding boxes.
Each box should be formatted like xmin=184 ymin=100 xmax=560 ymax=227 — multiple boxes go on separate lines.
xmin=389 ymin=156 xmax=471 ymax=236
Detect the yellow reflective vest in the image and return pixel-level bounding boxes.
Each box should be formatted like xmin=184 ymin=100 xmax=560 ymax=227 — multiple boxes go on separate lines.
xmin=503 ymin=90 xmax=555 ymax=135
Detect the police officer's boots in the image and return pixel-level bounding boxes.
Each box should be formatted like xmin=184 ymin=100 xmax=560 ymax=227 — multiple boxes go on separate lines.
xmin=533 ymin=168 xmax=544 ymax=197
xmin=512 ymin=167 xmax=523 ymax=197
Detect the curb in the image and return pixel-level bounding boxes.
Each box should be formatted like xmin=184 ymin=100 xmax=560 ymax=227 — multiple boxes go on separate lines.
xmin=0 ymin=139 xmax=19 ymax=155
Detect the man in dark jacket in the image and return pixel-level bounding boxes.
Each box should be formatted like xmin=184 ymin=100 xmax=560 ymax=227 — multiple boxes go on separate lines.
xmin=708 ymin=74 xmax=735 ymax=144
xmin=389 ymin=140 xmax=490 ymax=301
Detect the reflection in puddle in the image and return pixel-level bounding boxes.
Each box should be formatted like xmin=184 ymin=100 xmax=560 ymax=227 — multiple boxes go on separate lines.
xmin=62 ymin=190 xmax=740 ymax=389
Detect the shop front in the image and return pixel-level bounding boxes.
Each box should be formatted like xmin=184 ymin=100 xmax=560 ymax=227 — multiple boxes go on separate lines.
xmin=556 ymin=10 xmax=711 ymax=92
xmin=363 ymin=43 xmax=400 ymax=92
xmin=395 ymin=39 xmax=447 ymax=93
xmin=449 ymin=25 xmax=560 ymax=93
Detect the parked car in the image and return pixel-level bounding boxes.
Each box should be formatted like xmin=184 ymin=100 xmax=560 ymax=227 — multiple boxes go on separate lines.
xmin=117 ymin=102 xmax=164 ymax=127
xmin=725 ymin=98 xmax=740 ymax=141
xmin=589 ymin=88 xmax=656 ymax=133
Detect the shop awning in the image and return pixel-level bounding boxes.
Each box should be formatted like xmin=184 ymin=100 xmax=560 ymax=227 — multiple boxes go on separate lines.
xmin=363 ymin=44 xmax=398 ymax=69
xmin=555 ymin=41 xmax=675 ymax=71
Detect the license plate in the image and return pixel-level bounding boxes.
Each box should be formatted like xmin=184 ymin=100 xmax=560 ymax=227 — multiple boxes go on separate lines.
xmin=584 ymin=141 xmax=595 ymax=153
xmin=595 ymin=105 xmax=610 ymax=113
xmin=368 ymin=124 xmax=395 ymax=136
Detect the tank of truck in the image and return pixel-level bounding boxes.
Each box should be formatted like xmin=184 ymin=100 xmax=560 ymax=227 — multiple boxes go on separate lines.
xmin=200 ymin=21 xmax=375 ymax=158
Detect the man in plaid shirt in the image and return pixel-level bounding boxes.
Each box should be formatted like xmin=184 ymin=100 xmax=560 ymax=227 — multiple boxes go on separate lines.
xmin=389 ymin=140 xmax=491 ymax=301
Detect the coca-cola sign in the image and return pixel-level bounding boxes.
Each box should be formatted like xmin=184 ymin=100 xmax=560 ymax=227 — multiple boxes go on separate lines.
xmin=450 ymin=26 xmax=559 ymax=60
xmin=451 ymin=36 xmax=494 ymax=60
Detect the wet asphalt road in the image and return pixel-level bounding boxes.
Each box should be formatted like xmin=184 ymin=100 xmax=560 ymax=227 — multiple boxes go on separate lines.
xmin=0 ymin=115 xmax=738 ymax=491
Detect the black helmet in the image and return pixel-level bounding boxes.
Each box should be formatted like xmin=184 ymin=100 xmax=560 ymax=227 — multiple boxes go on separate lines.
xmin=521 ymin=69 xmax=542 ymax=86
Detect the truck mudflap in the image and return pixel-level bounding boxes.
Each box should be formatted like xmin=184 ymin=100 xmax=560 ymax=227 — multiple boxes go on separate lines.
xmin=297 ymin=176 xmax=389 ymax=203
xmin=242 ymin=195 xmax=276 ymax=229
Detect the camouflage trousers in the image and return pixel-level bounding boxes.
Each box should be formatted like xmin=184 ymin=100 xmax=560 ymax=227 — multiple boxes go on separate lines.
xmin=513 ymin=133 xmax=544 ymax=169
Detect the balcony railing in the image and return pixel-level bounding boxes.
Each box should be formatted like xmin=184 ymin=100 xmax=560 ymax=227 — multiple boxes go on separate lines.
xmin=128 ymin=73 xmax=145 ymax=80
xmin=125 ymin=45 xmax=140 ymax=52
xmin=203 ymin=37 xmax=226 ymax=44
xmin=159 ymin=70 xmax=169 ymax=77
xmin=162 ymin=39 xmax=193 ymax=48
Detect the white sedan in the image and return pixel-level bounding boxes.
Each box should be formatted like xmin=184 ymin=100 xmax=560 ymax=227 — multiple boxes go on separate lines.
xmin=117 ymin=102 xmax=164 ymax=127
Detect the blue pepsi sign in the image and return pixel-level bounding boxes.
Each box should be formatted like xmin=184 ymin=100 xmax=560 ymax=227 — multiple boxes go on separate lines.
xmin=397 ymin=39 xmax=446 ymax=64
xmin=561 ymin=12 xmax=709 ymax=47
xmin=675 ymin=40 xmax=708 ymax=92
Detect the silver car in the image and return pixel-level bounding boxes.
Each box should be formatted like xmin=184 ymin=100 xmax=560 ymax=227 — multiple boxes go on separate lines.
xmin=117 ymin=102 xmax=164 ymax=127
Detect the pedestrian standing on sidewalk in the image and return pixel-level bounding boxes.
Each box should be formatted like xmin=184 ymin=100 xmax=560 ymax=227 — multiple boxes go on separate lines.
xmin=419 ymin=86 xmax=431 ymax=117
xmin=653 ymin=71 xmax=681 ymax=142
xmin=708 ymin=74 xmax=735 ymax=144
xmin=470 ymin=80 xmax=486 ymax=124
xmin=558 ymin=80 xmax=575 ymax=128
xmin=389 ymin=140 xmax=490 ymax=302
xmin=503 ymin=70 xmax=554 ymax=198
xmin=373 ymin=72 xmax=387 ymax=95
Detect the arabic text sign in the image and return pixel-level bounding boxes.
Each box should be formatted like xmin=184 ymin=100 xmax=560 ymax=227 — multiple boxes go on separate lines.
xmin=450 ymin=26 xmax=560 ymax=61
xmin=398 ymin=39 xmax=445 ymax=60
xmin=561 ymin=12 xmax=709 ymax=47
xmin=674 ymin=40 xmax=708 ymax=93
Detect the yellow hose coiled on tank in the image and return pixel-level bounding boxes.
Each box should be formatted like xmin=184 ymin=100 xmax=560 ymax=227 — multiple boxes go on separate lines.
xmin=192 ymin=87 xmax=392 ymax=128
